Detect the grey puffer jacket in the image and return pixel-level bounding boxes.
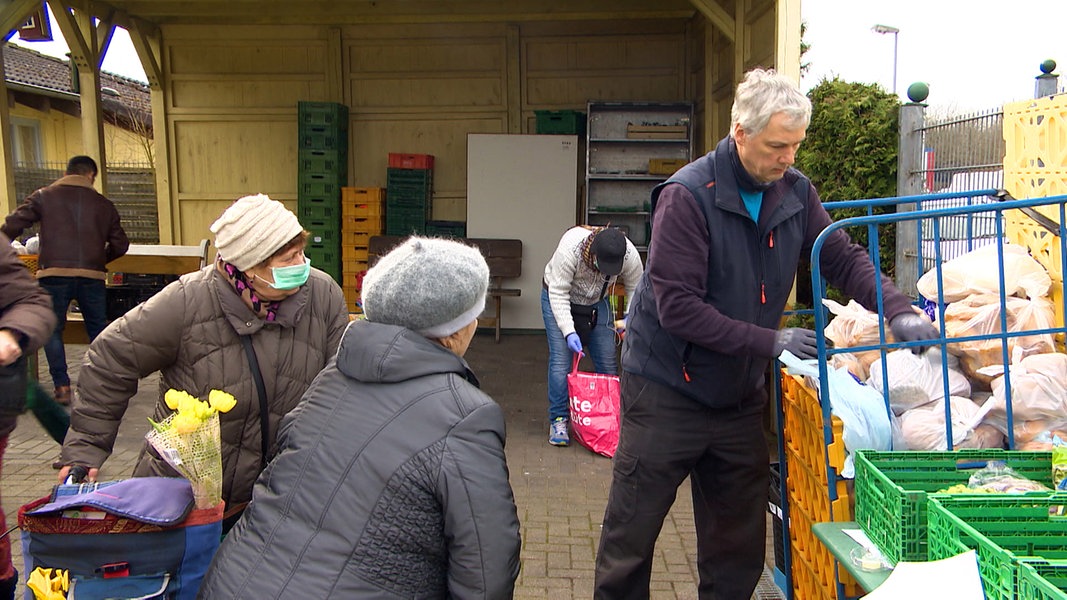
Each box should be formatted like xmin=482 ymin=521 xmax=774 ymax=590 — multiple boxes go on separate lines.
xmin=60 ymin=265 xmax=348 ymax=506
xmin=197 ymin=320 xmax=521 ymax=600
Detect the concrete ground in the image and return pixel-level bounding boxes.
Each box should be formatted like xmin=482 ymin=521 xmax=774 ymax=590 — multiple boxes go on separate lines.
xmin=3 ymin=332 xmax=785 ymax=599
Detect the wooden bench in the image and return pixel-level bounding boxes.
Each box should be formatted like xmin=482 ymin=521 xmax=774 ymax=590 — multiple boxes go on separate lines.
xmin=368 ymin=235 xmax=522 ymax=342
xmin=62 ymin=240 xmax=211 ymax=344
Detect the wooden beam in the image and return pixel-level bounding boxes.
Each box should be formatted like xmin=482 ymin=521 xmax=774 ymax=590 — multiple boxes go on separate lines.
xmin=506 ymin=24 xmax=520 ymax=134
xmin=0 ymin=46 xmax=16 ymax=213
xmin=127 ymin=16 xmax=162 ymax=86
xmin=53 ymin=1 xmax=108 ymax=191
xmin=325 ymin=26 xmax=342 ymax=103
xmin=50 ymin=2 xmax=90 ymax=67
xmin=774 ymin=0 xmax=801 ymax=80
xmin=101 ymin=0 xmax=695 ymax=25
xmin=689 ymin=0 xmax=733 ymax=43
xmin=0 ymin=0 xmax=42 ymax=39
xmin=95 ymin=14 xmax=117 ymax=70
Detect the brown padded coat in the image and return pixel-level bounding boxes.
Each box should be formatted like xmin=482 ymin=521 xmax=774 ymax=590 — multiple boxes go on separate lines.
xmin=0 ymin=233 xmax=57 ymax=438
xmin=59 ymin=265 xmax=349 ymax=506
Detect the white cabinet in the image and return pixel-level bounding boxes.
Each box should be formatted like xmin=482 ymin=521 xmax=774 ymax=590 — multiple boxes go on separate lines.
xmin=585 ymin=101 xmax=693 ymax=250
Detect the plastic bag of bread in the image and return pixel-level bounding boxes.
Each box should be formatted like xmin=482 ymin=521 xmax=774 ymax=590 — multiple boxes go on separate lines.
xmin=867 ymin=347 xmax=971 ymax=415
xmin=823 ymin=299 xmax=894 ymax=380
xmin=900 ymin=396 xmax=1004 ymax=450
xmin=1014 ymin=419 xmax=1067 ymax=451
xmin=984 ymin=352 xmax=1067 ymax=433
xmin=941 ymin=293 xmax=1056 ymax=388
xmin=916 ymin=242 xmax=1052 ymax=302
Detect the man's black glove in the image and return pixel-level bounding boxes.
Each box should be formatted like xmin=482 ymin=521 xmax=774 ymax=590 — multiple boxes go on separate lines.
xmin=889 ymin=312 xmax=939 ymax=354
xmin=774 ymin=328 xmax=819 ymax=360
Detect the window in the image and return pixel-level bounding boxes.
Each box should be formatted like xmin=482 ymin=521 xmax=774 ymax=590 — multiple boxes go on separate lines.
xmin=10 ymin=117 xmax=42 ymax=164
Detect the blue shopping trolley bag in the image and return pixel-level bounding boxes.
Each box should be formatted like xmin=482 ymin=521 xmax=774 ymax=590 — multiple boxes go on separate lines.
xmin=18 ymin=477 xmax=222 ymax=600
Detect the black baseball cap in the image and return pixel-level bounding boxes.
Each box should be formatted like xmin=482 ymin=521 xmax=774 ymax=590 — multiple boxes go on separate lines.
xmin=591 ymin=228 xmax=626 ymax=276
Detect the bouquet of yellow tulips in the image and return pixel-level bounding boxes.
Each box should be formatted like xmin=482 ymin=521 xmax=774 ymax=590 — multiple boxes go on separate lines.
xmin=144 ymin=389 xmax=236 ymax=509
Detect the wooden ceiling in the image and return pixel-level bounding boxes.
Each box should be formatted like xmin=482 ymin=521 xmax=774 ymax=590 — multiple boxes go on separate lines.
xmin=97 ymin=0 xmax=700 ymax=26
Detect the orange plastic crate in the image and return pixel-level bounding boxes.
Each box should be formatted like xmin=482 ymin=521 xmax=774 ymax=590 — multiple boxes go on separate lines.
xmin=342 ymin=247 xmax=370 ymax=263
xmin=342 ymin=215 xmax=383 ymax=233
xmin=342 ymin=230 xmax=372 ymax=248
xmin=19 ymin=254 xmax=38 ymax=273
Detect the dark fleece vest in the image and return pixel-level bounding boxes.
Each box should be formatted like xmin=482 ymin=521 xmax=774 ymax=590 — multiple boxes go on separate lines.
xmin=621 ymin=136 xmax=813 ymax=408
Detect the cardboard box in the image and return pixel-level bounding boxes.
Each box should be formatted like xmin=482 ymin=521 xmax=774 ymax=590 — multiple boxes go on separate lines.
xmin=626 ymin=124 xmax=688 ymax=140
xmin=648 ymin=158 xmax=688 ymax=175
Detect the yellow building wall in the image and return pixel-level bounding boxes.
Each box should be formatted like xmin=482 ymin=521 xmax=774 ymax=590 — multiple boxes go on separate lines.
xmin=157 ymin=2 xmax=783 ymax=245
xmin=9 ymin=103 xmax=152 ymax=167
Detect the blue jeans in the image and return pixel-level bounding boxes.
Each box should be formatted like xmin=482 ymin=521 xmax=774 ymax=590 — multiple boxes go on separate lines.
xmin=541 ymin=288 xmax=618 ymax=422
xmin=38 ymin=277 xmax=108 ymax=388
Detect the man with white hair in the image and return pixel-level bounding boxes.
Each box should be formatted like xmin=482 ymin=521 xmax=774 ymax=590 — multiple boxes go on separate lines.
xmin=594 ymin=68 xmax=937 ymax=599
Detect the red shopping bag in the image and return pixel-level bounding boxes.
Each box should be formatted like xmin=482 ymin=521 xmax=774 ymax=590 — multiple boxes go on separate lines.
xmin=567 ymin=355 xmax=621 ymax=457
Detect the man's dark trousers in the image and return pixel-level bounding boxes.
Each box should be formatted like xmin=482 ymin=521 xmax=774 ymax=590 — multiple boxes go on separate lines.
xmin=38 ymin=277 xmax=108 ymax=388
xmin=595 ymin=372 xmax=769 ymax=600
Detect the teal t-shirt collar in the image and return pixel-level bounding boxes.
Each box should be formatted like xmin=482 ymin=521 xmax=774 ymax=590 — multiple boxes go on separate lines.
xmin=739 ymin=188 xmax=763 ymax=223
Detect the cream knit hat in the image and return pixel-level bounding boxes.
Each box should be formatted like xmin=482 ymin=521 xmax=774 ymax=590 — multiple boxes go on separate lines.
xmin=210 ymin=194 xmax=304 ymax=271
xmin=362 ymin=237 xmax=489 ymax=338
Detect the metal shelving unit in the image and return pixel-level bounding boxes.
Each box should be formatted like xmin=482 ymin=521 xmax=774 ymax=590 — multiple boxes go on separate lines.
xmin=585 ymin=101 xmax=693 ymax=251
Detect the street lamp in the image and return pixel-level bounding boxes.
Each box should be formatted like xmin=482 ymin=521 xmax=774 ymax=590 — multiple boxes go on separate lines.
xmin=872 ymin=24 xmax=900 ymax=94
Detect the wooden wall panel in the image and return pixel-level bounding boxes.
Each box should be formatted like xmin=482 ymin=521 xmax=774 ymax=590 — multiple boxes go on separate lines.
xmin=346 ymin=37 xmax=507 ymax=111
xmin=523 ymin=33 xmax=686 ymax=109
xmin=168 ymin=43 xmax=327 ymax=75
xmin=172 ymin=80 xmax=328 ymax=109
xmin=156 ymin=15 xmax=779 ymax=242
xmin=349 ymin=115 xmax=505 ymax=220
xmin=173 ymin=120 xmax=296 ymax=196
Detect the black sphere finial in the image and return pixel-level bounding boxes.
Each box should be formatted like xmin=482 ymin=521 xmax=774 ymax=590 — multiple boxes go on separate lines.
xmin=907 ymin=82 xmax=930 ymax=103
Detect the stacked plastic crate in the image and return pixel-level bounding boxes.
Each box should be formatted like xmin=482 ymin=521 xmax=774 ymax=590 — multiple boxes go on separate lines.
xmin=779 ymin=372 xmax=862 ymax=600
xmin=296 ymin=101 xmax=349 ymax=282
xmin=340 ymin=187 xmax=383 ymax=313
xmin=385 ymin=153 xmax=433 ymax=236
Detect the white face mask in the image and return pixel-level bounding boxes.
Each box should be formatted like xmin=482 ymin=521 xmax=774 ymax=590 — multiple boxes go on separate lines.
xmin=255 ymin=255 xmax=311 ymax=290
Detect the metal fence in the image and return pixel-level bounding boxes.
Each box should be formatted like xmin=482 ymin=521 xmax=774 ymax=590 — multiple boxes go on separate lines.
xmin=914 ymin=108 xmax=1005 ymax=271
xmin=12 ymin=162 xmax=159 ymax=243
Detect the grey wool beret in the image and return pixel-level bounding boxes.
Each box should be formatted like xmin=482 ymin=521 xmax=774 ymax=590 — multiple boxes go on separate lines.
xmin=210 ymin=194 xmax=304 ymax=271
xmin=362 ymin=236 xmax=489 ymax=338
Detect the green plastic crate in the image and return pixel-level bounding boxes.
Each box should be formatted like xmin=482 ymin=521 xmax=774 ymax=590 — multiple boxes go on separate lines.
xmin=1018 ymin=560 xmax=1067 ymax=600
xmin=298 ymin=203 xmax=341 ymax=223
xmin=425 ymin=220 xmax=466 ymax=238
xmin=298 ymin=149 xmax=348 ymax=178
xmin=854 ymin=449 xmax=1053 ymax=565
xmin=534 ymin=110 xmax=586 ymax=135
xmin=299 ymin=126 xmax=346 ymax=151
xmin=927 ymin=494 xmax=1067 ymax=600
xmin=297 ymin=101 xmax=349 ymax=129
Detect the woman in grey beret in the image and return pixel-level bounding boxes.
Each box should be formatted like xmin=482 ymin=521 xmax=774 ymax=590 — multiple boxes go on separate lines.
xmin=199 ymin=235 xmax=521 ymax=600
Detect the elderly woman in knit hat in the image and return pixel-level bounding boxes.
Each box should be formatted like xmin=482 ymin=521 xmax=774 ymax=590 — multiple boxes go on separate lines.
xmin=57 ymin=194 xmax=348 ymax=527
xmin=199 ymin=236 xmax=522 ymax=600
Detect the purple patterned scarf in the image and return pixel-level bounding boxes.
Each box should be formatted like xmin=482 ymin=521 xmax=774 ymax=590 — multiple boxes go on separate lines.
xmin=215 ymin=255 xmax=280 ymax=322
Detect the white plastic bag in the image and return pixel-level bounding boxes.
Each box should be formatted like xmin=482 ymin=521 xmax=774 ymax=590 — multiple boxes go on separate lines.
xmin=900 ymin=396 xmax=1004 ymax=451
xmin=866 ymin=348 xmax=971 ymax=416
xmin=916 ymin=242 xmax=1052 ymax=302
xmin=822 ymin=299 xmax=891 ymax=380
xmin=780 ymin=351 xmax=900 ymax=477
xmin=983 ymin=352 xmax=1067 ymax=433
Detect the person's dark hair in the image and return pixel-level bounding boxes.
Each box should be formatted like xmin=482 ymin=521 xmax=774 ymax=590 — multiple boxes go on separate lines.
xmin=66 ymin=155 xmax=98 ymax=177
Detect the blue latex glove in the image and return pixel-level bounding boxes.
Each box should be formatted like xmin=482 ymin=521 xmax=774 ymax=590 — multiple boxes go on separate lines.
xmin=889 ymin=312 xmax=939 ymax=354
xmin=566 ymin=332 xmax=583 ymax=354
